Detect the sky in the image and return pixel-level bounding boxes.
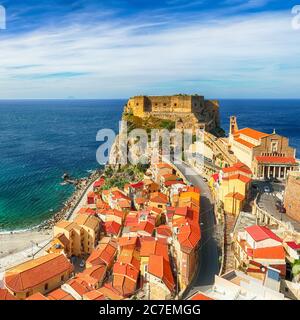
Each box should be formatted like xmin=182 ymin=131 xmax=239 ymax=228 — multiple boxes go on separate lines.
xmin=0 ymin=0 xmax=300 ymax=99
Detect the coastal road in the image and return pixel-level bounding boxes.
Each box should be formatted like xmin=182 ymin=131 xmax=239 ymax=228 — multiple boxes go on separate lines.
xmin=174 ymin=161 xmax=219 ymax=298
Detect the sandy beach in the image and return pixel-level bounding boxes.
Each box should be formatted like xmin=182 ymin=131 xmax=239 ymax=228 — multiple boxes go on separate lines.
xmin=0 ymin=170 xmax=102 ymax=271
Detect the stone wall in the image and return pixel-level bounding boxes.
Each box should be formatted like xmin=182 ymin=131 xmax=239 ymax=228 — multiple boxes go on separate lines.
xmin=284 ymin=171 xmax=300 ymax=222
xmin=125 ymin=94 xmax=220 ymax=132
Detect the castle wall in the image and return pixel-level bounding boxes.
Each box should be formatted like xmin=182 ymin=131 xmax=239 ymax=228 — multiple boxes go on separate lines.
xmin=125 ymin=95 xmax=220 ymax=132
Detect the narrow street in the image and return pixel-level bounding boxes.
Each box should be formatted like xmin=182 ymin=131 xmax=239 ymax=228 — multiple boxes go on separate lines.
xmin=174 ymin=161 xmax=219 ymax=298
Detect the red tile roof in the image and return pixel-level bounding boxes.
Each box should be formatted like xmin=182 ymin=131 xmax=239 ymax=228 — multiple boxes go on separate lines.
xmin=252 ymin=246 xmax=286 ymax=260
xmin=286 ymin=241 xmax=300 ymax=250
xmin=234 ymin=138 xmax=255 ymax=149
xmin=156 ymin=225 xmax=172 ymax=238
xmin=86 ymin=239 xmax=117 ymax=267
xmin=103 ymin=221 xmax=122 ymax=236
xmin=4 ymin=254 xmax=73 ymax=294
xmin=245 ymin=225 xmax=282 ymax=243
xmin=177 ymin=222 xmax=201 ymax=252
xmin=130 ymin=181 xmax=144 ymax=189
xmin=118 ymin=237 xmax=139 ymax=248
xmin=132 ymin=221 xmax=155 ymax=236
xmin=150 ymin=192 xmax=169 ymax=204
xmin=148 ymin=255 xmax=175 ymax=292
xmin=174 ymin=206 xmax=194 ymax=218
xmin=83 ymin=290 xmax=105 ymax=300
xmin=164 ymin=180 xmax=185 ymax=187
xmin=47 ymin=288 xmax=75 ymax=300
xmin=93 ymin=178 xmax=105 ymax=188
xmin=0 ymin=288 xmax=17 ymax=300
xmin=255 ymin=156 xmax=296 ymax=164
xmin=235 ymin=128 xmax=269 ymax=140
xmin=140 ymin=237 xmax=169 ymax=260
xmin=113 ymin=262 xmax=139 ymax=297
xmin=66 ymin=279 xmax=90 ymax=297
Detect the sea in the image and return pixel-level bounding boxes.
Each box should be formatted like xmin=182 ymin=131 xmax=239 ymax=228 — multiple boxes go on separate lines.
xmin=0 ymin=99 xmax=299 ymax=231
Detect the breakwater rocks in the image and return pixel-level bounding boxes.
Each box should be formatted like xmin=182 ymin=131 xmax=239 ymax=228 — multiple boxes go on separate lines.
xmin=37 ymin=170 xmax=102 ymax=231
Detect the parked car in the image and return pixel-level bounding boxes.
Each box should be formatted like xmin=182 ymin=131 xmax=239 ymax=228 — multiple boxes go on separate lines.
xmin=264 ymin=186 xmax=271 ymax=193
xmin=203 ymin=177 xmax=208 ymax=182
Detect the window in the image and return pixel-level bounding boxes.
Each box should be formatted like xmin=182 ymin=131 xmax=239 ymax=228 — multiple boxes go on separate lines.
xmin=61 ymin=275 xmax=64 ymax=281
xmin=26 ymin=292 xmax=29 ymax=298
xmin=44 ymin=283 xmax=48 ymax=291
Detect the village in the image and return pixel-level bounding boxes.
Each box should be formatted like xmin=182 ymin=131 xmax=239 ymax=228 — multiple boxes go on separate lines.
xmin=1 ymin=95 xmax=300 ymax=301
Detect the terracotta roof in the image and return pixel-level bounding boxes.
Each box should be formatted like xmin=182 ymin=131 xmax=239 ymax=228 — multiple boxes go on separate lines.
xmin=225 ymin=192 xmax=245 ymax=201
xmin=174 ymin=206 xmax=194 ymax=218
xmin=86 ymin=238 xmax=117 ymax=267
xmin=118 ymin=237 xmax=139 ymax=248
xmin=0 ymin=288 xmax=17 ymax=300
xmin=94 ymin=178 xmax=105 ymax=188
xmin=118 ymin=199 xmax=132 ymax=208
xmin=234 ymin=138 xmax=255 ymax=149
xmin=98 ymin=283 xmax=124 ymax=300
xmin=285 ymin=241 xmax=300 ymax=250
xmin=256 ymin=156 xmax=296 ymax=164
xmin=113 ymin=262 xmax=139 ymax=297
xmin=47 ymin=288 xmax=75 ymax=300
xmin=82 ymin=264 xmax=107 ymax=282
xmin=191 ymin=293 xmax=214 ymax=300
xmin=235 ymin=128 xmax=269 ymax=140
xmin=245 ymin=225 xmax=282 ymax=243
xmin=74 ymin=214 xmax=99 ymax=230
xmin=135 ymin=197 xmax=147 ymax=205
xmin=155 ymin=162 xmax=172 ymax=169
xmin=26 ymin=292 xmax=49 ymax=300
xmin=148 ymin=255 xmax=175 ymax=292
xmin=4 ymin=254 xmax=73 ymax=294
xmin=140 ymin=238 xmax=169 ymax=260
xmin=83 ymin=290 xmax=105 ymax=300
xmin=130 ymin=181 xmax=144 ymax=189
xmin=77 ymin=207 xmax=97 ymax=216
xmin=252 ymin=246 xmax=286 ymax=260
xmin=156 ymin=225 xmax=172 ymax=238
xmin=103 ymin=220 xmax=122 ymax=236
xmin=150 ymin=192 xmax=169 ymax=204
xmin=164 ymin=180 xmax=185 ymax=187
xmin=66 ymin=279 xmax=90 ymax=297
xmin=177 ymin=222 xmax=201 ymax=252
xmin=117 ymin=248 xmax=141 ymax=271
xmin=132 ymin=221 xmax=155 ymax=236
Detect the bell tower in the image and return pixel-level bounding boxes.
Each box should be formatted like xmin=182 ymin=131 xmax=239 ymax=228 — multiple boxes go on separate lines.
xmin=230 ymin=116 xmax=238 ymax=137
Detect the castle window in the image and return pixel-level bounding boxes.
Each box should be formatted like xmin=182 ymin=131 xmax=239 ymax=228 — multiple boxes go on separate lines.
xmin=163 ymin=103 xmax=167 ymax=106
xmin=174 ymin=103 xmax=177 ymax=107
xmin=136 ymin=103 xmax=139 ymax=106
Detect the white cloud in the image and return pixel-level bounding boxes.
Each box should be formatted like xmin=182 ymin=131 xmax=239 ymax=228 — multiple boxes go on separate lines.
xmin=0 ymin=9 xmax=299 ymax=98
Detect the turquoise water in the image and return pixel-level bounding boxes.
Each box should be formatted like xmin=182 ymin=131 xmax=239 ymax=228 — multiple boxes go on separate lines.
xmin=0 ymin=99 xmax=299 ymax=231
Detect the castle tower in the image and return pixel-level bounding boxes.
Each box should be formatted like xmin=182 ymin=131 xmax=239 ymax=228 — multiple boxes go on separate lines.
xmin=229 ymin=116 xmax=238 ymax=137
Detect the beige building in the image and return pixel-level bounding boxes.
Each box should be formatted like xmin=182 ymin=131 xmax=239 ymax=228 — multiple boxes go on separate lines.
xmin=229 ymin=116 xmax=298 ymax=179
xmin=54 ymin=214 xmax=100 ymax=257
xmin=284 ymin=171 xmax=300 ymax=222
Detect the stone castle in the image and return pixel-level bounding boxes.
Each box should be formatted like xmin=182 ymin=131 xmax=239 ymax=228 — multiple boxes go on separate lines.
xmin=124 ymin=94 xmax=220 ymax=132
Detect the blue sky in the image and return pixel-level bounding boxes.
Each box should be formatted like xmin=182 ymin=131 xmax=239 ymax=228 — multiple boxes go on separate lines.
xmin=0 ymin=0 xmax=299 ymax=98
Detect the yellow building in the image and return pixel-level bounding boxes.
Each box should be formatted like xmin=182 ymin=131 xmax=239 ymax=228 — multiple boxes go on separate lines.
xmin=54 ymin=214 xmax=100 ymax=257
xmin=4 ymin=253 xmax=73 ymax=300
xmin=218 ymin=165 xmax=252 ymax=216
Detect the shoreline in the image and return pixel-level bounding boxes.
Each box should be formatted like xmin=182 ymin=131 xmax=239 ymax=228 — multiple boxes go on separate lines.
xmin=0 ymin=168 xmax=102 ymax=268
